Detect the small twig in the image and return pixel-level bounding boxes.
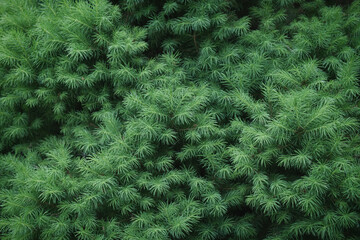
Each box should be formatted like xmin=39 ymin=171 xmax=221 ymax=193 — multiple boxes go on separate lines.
xmin=178 ymin=124 xmax=198 ymax=131
xmin=193 ymin=32 xmax=199 ymax=52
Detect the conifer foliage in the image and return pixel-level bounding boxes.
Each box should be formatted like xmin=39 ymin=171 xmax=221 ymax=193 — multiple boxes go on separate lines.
xmin=0 ymin=0 xmax=360 ymax=239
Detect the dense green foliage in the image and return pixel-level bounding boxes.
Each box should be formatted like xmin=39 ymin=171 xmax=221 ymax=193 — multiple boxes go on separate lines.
xmin=0 ymin=0 xmax=360 ymax=239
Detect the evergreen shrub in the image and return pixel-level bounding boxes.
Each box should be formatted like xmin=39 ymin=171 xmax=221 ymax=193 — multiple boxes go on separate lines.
xmin=0 ymin=0 xmax=360 ymax=239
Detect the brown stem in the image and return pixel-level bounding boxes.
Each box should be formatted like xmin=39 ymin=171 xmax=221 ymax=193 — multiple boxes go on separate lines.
xmin=178 ymin=124 xmax=198 ymax=131
xmin=193 ymin=32 xmax=199 ymax=52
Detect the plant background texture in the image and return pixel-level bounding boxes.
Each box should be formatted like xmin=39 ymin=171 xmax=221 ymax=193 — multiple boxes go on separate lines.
xmin=0 ymin=0 xmax=359 ymax=239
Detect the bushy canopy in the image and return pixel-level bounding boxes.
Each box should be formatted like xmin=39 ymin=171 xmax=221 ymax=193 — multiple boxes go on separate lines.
xmin=0 ymin=0 xmax=359 ymax=239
